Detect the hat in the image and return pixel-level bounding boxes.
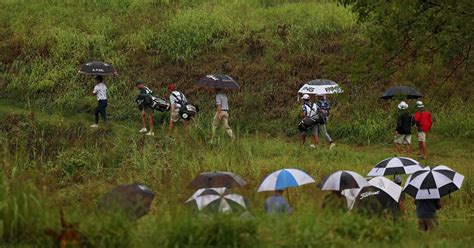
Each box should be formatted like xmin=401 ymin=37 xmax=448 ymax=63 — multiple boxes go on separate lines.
xmin=168 ymin=84 xmax=176 ymax=91
xmin=135 ymin=79 xmax=144 ymax=85
xmin=416 ymin=101 xmax=424 ymax=108
xmin=394 ymin=175 xmax=402 ymax=185
xmin=301 ymin=94 xmax=310 ymax=100
xmin=398 ymin=101 xmax=408 ymax=110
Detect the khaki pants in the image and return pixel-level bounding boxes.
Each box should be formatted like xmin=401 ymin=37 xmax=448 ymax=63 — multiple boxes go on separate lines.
xmin=212 ymin=112 xmax=234 ymax=138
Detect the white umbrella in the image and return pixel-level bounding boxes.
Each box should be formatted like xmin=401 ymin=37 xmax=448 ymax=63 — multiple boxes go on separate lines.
xmin=297 ymin=79 xmax=343 ymax=99
xmin=186 ymin=187 xmax=246 ymax=213
xmin=368 ymin=157 xmax=422 ymax=176
xmin=318 ymin=170 xmax=369 ymax=191
xmin=368 ymin=177 xmax=402 ymax=202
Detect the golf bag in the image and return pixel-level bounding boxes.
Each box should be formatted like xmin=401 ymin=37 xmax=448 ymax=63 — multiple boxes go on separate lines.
xmin=298 ymin=117 xmax=319 ymax=131
xmin=136 ymin=94 xmax=152 ymax=111
xmin=172 ymin=92 xmax=198 ymax=121
xmin=150 ymin=96 xmax=170 ymax=112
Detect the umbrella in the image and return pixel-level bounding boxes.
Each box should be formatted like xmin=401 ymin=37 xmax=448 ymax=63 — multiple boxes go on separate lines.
xmin=350 ymin=177 xmax=402 ymax=213
xmin=257 ymin=168 xmax=315 ymax=192
xmin=79 ymin=61 xmax=117 ymax=76
xmin=318 ymin=170 xmax=369 ymax=191
xmin=298 ymin=79 xmax=343 ymax=96
xmin=403 ymin=165 xmax=464 ymax=199
xmin=380 ymin=86 xmax=422 ymax=100
xmin=197 ymin=74 xmax=240 ymax=90
xmin=98 ymin=183 xmax=154 ymax=219
xmin=367 ymin=157 xmax=423 ymax=176
xmin=185 ymin=187 xmax=247 ymax=213
xmin=187 ymin=172 xmax=247 ymax=190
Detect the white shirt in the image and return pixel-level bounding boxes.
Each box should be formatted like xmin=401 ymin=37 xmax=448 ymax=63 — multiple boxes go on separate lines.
xmin=169 ymin=91 xmax=187 ymax=108
xmin=93 ymin=83 xmax=107 ymax=101
xmin=216 ymin=92 xmax=229 ymax=111
xmin=302 ymin=102 xmax=318 ymax=118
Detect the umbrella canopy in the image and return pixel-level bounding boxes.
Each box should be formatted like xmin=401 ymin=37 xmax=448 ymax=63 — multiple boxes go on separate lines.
xmin=318 ymin=170 xmax=369 ymax=191
xmin=367 ymin=157 xmax=423 ymax=176
xmin=187 ymin=172 xmax=247 ymax=190
xmin=79 ymin=61 xmax=117 ymax=76
xmin=380 ymin=86 xmax=422 ymax=100
xmin=197 ymin=74 xmax=240 ymax=90
xmin=257 ymin=168 xmax=315 ymax=192
xmin=98 ymin=183 xmax=154 ymax=219
xmin=298 ymin=79 xmax=343 ymax=95
xmin=185 ymin=187 xmax=247 ymax=213
xmin=403 ymin=165 xmax=464 ymax=199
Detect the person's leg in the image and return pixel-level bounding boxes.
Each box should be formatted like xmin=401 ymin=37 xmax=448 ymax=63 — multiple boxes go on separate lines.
xmin=100 ymin=100 xmax=107 ymax=125
xmin=148 ymin=114 xmax=153 ymax=132
xmin=221 ymin=112 xmax=234 ymax=138
xmin=211 ymin=112 xmax=220 ymax=140
xmin=394 ymin=135 xmax=403 ymax=154
xmin=320 ymin=124 xmax=333 ymax=143
xmin=405 ymin=135 xmax=412 ymax=156
xmin=418 ymin=219 xmax=427 ymax=231
xmin=300 ymin=134 xmax=306 ymax=145
xmin=141 ymin=111 xmax=147 ymax=129
xmin=312 ymin=125 xmax=319 ymax=146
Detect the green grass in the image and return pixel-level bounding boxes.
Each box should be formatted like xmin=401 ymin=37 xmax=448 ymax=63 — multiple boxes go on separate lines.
xmin=0 ymin=102 xmax=473 ymax=247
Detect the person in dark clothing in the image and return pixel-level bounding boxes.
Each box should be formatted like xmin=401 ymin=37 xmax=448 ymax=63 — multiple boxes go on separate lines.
xmin=136 ymin=80 xmax=155 ymax=136
xmin=91 ymin=75 xmax=107 ymax=128
xmin=321 ymin=191 xmax=347 ymax=212
xmin=415 ymin=199 xmax=442 ymax=231
xmin=394 ymin=101 xmax=413 ymax=155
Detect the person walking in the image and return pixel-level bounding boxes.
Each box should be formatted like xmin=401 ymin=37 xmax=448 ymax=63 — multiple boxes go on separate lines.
xmin=300 ymin=94 xmax=319 ymax=148
xmin=136 ymin=80 xmax=155 ymax=136
xmin=168 ymin=84 xmax=188 ymax=133
xmin=413 ymin=101 xmax=432 ymax=159
xmin=316 ymin=94 xmax=336 ymax=150
xmin=415 ymin=199 xmax=442 ymax=231
xmin=91 ymin=75 xmax=107 ymax=128
xmin=211 ymin=90 xmax=235 ymax=141
xmin=394 ymin=101 xmax=413 ymax=156
xmin=264 ymin=190 xmax=291 ymax=215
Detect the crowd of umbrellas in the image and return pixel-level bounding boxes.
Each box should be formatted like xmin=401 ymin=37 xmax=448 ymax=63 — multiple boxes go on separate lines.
xmin=98 ymin=157 xmax=464 ymax=218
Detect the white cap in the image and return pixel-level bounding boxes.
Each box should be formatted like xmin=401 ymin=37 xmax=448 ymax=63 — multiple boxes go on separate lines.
xmin=416 ymin=101 xmax=424 ymax=108
xmin=398 ymin=101 xmax=408 ymax=110
xmin=301 ymin=94 xmax=310 ymax=100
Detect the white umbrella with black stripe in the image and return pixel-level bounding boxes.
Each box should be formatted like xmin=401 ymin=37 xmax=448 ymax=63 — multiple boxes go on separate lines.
xmin=403 ymin=166 xmax=464 ymax=199
xmin=318 ymin=170 xmax=370 ymax=191
xmin=368 ymin=157 xmax=423 ymax=176
xmin=185 ymin=187 xmax=247 ymax=213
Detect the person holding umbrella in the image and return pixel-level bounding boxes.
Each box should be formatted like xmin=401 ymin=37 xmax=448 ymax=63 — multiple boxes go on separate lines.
xmin=316 ymin=94 xmax=335 ymax=150
xmin=300 ymin=94 xmax=319 ymax=148
xmin=264 ymin=189 xmax=291 ymax=215
xmin=413 ymin=101 xmax=432 ymax=159
xmin=91 ymin=75 xmax=107 ymax=128
xmin=394 ymin=101 xmax=413 ymax=155
xmin=212 ymin=89 xmax=235 ymax=140
xmin=136 ymin=80 xmax=155 ymax=136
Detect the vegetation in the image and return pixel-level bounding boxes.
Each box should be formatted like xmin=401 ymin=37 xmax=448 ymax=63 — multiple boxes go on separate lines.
xmin=0 ymin=0 xmax=473 ymax=247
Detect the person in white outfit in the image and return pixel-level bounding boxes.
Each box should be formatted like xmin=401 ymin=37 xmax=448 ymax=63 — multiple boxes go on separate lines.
xmin=168 ymin=84 xmax=188 ymax=133
xmin=91 ymin=75 xmax=107 ymax=128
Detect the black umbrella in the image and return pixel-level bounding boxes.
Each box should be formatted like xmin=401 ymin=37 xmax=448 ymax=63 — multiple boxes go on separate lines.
xmin=380 ymin=86 xmax=422 ymax=100
xmin=187 ymin=172 xmax=247 ymax=189
xmin=196 ymin=75 xmax=240 ymax=90
xmin=353 ymin=186 xmax=399 ymax=215
xmin=98 ymin=183 xmax=154 ymax=219
xmin=79 ymin=61 xmax=117 ymax=76
xmin=307 ymin=79 xmax=338 ymax=86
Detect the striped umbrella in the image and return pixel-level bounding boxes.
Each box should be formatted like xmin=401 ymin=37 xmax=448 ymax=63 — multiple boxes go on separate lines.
xmin=185 ymin=187 xmax=246 ymax=213
xmin=403 ymin=165 xmax=464 ymax=199
xmin=257 ymin=169 xmax=315 ymax=192
xmin=318 ymin=170 xmax=369 ymax=191
xmin=368 ymin=157 xmax=423 ymax=176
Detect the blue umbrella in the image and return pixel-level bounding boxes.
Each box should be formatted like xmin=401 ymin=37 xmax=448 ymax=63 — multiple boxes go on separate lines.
xmin=257 ymin=169 xmax=315 ymax=192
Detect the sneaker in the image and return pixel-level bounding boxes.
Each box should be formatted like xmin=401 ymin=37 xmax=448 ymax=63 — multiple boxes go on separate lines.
xmin=139 ymin=128 xmax=147 ymax=133
xmin=146 ymin=131 xmax=154 ymax=136
xmin=90 ymin=124 xmax=99 ymax=128
xmin=310 ymin=144 xmax=316 ymax=148
xmin=330 ymin=143 xmax=336 ymax=150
